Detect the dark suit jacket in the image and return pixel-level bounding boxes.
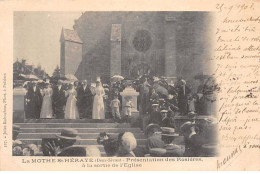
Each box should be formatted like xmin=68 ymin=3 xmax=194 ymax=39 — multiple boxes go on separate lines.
xmin=177 ymin=85 xmax=191 ymax=113
xmin=25 ymin=86 xmax=42 ymax=118
xmin=149 ymin=111 xmax=162 ymax=125
xmin=77 ymin=85 xmax=93 ymax=107
xmin=52 ymin=86 xmax=66 ymax=107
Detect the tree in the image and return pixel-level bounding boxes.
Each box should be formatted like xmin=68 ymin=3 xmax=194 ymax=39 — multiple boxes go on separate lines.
xmin=52 ymin=65 xmax=61 ymax=78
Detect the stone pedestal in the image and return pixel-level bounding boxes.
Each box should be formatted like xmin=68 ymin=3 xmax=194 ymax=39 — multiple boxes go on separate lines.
xmin=13 ymin=87 xmax=26 ymax=123
xmin=120 ymin=86 xmax=140 ymax=127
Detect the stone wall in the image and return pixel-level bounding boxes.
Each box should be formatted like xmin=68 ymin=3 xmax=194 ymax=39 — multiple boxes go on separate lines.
xmin=62 ymin=41 xmax=82 ymax=77
xmin=73 ymin=12 xmax=213 ymax=87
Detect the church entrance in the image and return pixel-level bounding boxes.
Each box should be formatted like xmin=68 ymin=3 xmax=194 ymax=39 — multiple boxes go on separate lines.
xmin=129 ymin=63 xmax=153 ymax=79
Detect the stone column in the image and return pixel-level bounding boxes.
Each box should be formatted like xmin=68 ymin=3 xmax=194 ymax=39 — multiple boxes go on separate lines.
xmin=164 ymin=15 xmax=177 ymax=78
xmin=110 ymin=24 xmax=121 ymax=77
xmin=13 ymin=87 xmax=27 ymax=123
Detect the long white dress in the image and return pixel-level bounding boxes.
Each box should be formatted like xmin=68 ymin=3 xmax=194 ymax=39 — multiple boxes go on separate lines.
xmin=64 ymin=88 xmax=79 ymax=119
xmin=40 ymin=88 xmax=53 ymax=118
xmin=92 ymin=86 xmax=105 ymax=119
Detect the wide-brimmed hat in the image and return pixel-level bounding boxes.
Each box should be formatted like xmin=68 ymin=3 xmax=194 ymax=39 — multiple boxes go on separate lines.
xmin=144 ymin=124 xmax=162 ymax=136
xmin=188 ymin=111 xmax=197 ymax=117
xmin=161 ymin=127 xmax=179 ymax=136
xmin=180 ymin=121 xmax=196 ymax=133
xmin=160 ymin=110 xmax=168 ymax=113
xmin=56 ymin=128 xmax=80 ymax=140
xmin=152 ymin=104 xmax=159 ymax=107
xmin=13 ymin=125 xmax=22 ymax=133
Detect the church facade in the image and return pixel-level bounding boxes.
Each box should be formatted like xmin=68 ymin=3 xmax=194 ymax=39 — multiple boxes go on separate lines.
xmin=60 ymin=12 xmax=213 ymax=85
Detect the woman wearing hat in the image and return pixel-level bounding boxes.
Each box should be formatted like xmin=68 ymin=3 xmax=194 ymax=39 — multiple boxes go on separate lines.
xmin=64 ymin=83 xmax=79 ymax=119
xmin=118 ymin=132 xmax=137 ymax=157
xmin=92 ymin=80 xmax=105 ymax=119
xmin=40 ymin=83 xmax=54 ymax=119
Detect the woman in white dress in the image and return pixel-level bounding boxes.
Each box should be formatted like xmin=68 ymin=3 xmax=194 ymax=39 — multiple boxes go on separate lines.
xmin=64 ymin=83 xmax=79 ymax=119
xmin=92 ymin=81 xmax=105 ymax=119
xmin=40 ymin=83 xmax=53 ymax=119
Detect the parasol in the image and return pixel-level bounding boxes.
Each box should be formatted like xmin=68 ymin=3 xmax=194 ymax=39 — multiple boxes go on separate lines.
xmin=111 ymin=75 xmax=124 ymax=81
xmin=19 ymin=74 xmax=39 ymax=80
xmin=65 ymin=74 xmax=78 ymax=81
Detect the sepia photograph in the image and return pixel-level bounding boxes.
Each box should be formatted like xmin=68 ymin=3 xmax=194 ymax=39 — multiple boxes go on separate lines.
xmin=12 ymin=11 xmax=217 ymax=158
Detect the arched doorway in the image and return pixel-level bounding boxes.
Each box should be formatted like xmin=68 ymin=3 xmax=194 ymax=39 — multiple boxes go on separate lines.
xmin=129 ymin=63 xmax=153 ymax=79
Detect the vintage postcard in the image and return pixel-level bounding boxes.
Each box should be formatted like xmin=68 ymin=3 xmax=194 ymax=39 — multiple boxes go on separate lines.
xmin=0 ymin=0 xmax=259 ymax=171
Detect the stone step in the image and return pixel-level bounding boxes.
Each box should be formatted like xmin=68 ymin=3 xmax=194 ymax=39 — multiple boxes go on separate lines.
xmin=23 ymin=119 xmax=115 ymax=123
xmin=16 ymin=123 xmax=131 ymax=128
xmin=18 ymin=138 xmax=146 ymax=146
xmin=20 ymin=128 xmax=143 ymax=133
xmin=18 ymin=132 xmax=146 ymax=139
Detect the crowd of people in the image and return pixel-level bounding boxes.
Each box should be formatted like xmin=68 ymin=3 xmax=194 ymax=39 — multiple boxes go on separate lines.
xmin=13 ymin=115 xmax=217 ymax=157
xmin=13 ymin=74 xmax=217 ymax=157
xmin=24 ymin=78 xmax=108 ymax=120
xmin=23 ymin=74 xmax=217 ymax=124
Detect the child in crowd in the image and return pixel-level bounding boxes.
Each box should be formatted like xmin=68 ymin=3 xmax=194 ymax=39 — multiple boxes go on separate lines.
xmin=110 ymin=95 xmax=121 ymax=122
xmin=123 ymin=96 xmax=133 ymax=123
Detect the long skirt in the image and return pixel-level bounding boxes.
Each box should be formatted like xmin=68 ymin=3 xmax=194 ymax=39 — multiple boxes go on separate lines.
xmin=40 ymin=96 xmax=53 ymax=118
xmin=92 ymin=95 xmax=105 ymax=119
xmin=64 ymin=96 xmax=79 ymax=119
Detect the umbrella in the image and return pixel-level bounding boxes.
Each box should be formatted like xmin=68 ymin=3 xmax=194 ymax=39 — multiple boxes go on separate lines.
xmin=19 ymin=74 xmax=39 ymax=80
xmin=111 ymin=75 xmax=124 ymax=81
xmin=153 ymin=83 xmax=168 ymax=96
xmin=65 ymin=74 xmax=78 ymax=81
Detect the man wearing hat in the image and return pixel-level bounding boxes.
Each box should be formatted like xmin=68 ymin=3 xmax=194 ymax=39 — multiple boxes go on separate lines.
xmin=177 ymin=79 xmax=191 ymax=115
xmin=149 ymin=104 xmax=162 ymax=125
xmin=149 ymin=127 xmax=183 ymax=157
xmin=180 ymin=117 xmax=217 ymax=157
xmin=44 ymin=128 xmax=80 ymax=156
xmin=77 ymin=80 xmax=93 ymax=119
xmin=145 ymin=124 xmax=165 ymax=153
xmin=160 ymin=127 xmax=184 ymax=157
xmin=160 ymin=110 xmax=176 ymax=128
xmin=25 ymin=81 xmax=42 ymax=119
xmin=52 ymin=80 xmax=66 ymax=119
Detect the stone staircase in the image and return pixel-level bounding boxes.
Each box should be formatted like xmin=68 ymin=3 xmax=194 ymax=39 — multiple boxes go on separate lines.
xmin=16 ymin=119 xmax=146 ymax=156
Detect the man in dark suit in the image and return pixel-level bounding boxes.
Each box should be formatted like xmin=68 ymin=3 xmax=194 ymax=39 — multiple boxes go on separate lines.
xmin=177 ymin=79 xmax=191 ymax=115
xmin=180 ymin=117 xmax=217 ymax=157
xmin=149 ymin=104 xmax=162 ymax=125
xmin=52 ymin=80 xmax=66 ymax=119
xmin=25 ymin=81 xmax=42 ymax=119
xmin=77 ymin=80 xmax=93 ymax=119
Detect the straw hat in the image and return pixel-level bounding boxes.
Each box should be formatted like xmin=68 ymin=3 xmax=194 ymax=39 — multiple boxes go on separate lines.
xmin=161 ymin=127 xmax=179 ymax=137
xmin=160 ymin=110 xmax=168 ymax=113
xmin=144 ymin=124 xmax=162 ymax=136
xmin=180 ymin=121 xmax=196 ymax=133
xmin=56 ymin=128 xmax=80 ymax=140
